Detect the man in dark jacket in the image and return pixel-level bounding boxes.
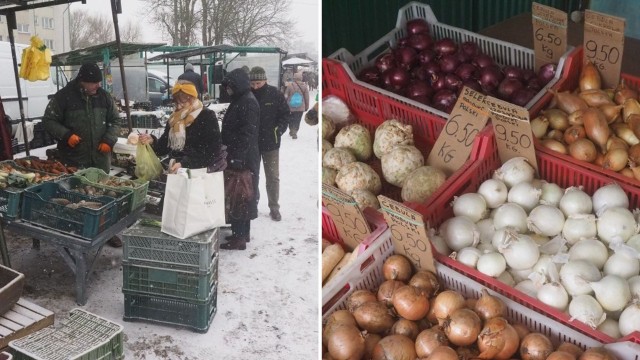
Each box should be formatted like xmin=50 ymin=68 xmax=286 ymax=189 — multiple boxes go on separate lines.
xmin=43 ymin=62 xmax=120 ymax=174
xmin=220 ymin=68 xmax=260 ymax=250
xmin=177 ymin=63 xmax=205 ymax=97
xmin=249 ymin=66 xmax=290 ymax=221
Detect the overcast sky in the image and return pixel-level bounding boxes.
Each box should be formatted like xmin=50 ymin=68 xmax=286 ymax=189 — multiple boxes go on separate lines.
xmin=71 ymin=0 xmax=319 ymax=54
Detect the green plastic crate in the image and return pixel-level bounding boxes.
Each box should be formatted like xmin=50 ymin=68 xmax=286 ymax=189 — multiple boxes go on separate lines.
xmin=55 ymin=176 xmax=133 ymax=222
xmin=74 ymin=168 xmax=149 ymax=210
xmin=9 ymin=308 xmax=124 ymax=360
xmin=122 ymin=254 xmax=218 ymax=301
xmin=122 ymin=221 xmax=219 ymax=272
xmin=21 ymin=182 xmax=118 ymax=239
xmin=123 ymin=285 xmax=217 ymax=333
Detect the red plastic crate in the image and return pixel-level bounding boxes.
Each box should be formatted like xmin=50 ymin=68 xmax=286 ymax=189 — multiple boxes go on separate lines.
xmin=532 ymin=46 xmax=640 ymax=187
xmin=418 ymin=137 xmax=640 ymax=345
xmin=322 ymin=58 xmax=497 ymax=210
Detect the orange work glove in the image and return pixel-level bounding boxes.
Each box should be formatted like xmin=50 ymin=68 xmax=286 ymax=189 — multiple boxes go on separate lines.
xmin=67 ymin=134 xmax=81 ymax=148
xmin=97 ymin=143 xmax=111 ymax=153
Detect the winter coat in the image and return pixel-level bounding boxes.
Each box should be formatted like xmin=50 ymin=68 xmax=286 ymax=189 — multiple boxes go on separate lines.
xmin=151 ymin=107 xmax=221 ymax=169
xmin=43 ymin=79 xmax=120 ymax=173
xmin=284 ymin=80 xmax=310 ymax=112
xmin=252 ymin=83 xmax=290 ymax=153
xmin=220 ymin=68 xmax=260 ymax=220
xmin=178 ymin=69 xmax=205 ymax=96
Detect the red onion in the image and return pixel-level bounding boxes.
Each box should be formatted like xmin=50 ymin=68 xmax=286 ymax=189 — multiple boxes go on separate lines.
xmin=479 ymin=65 xmax=504 ymax=92
xmin=472 ymin=53 xmax=495 ymax=69
xmin=375 ymin=52 xmax=396 ymax=73
xmin=407 ymin=18 xmax=430 ymax=35
xmin=537 ymin=63 xmax=557 ymax=86
xmin=430 ymin=72 xmax=446 ymax=91
xmin=382 ymin=67 xmax=410 ymax=92
xmin=358 ymin=67 xmax=382 ymax=86
xmin=418 ymin=49 xmax=437 ymax=64
xmin=444 ymin=73 xmax=463 ymax=92
xmin=461 ymin=41 xmax=481 ymax=57
xmin=497 ymin=78 xmax=524 ymax=101
xmin=432 ymin=89 xmax=458 ymax=113
xmin=408 ymin=33 xmax=434 ymax=51
xmin=455 ymin=63 xmax=479 ymax=81
xmin=394 ymin=46 xmax=418 ymax=69
xmin=526 ymin=78 xmax=543 ymax=91
xmin=406 ymin=80 xmax=434 ymax=101
xmin=423 ymin=61 xmax=441 ymax=76
xmin=397 ymin=37 xmax=410 ymax=48
xmin=502 ymin=65 xmax=523 ymax=80
xmin=522 ymin=69 xmax=536 ymax=82
xmin=411 ymin=65 xmax=429 ymax=81
xmin=439 ymin=55 xmax=460 ymax=73
xmin=511 ymin=88 xmax=537 ymax=107
xmin=434 ymin=38 xmax=458 ymax=56
xmin=463 ymin=79 xmax=482 ymax=92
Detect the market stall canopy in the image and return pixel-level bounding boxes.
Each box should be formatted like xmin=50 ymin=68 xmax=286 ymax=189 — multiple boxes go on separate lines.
xmin=147 ymin=45 xmax=287 ymax=62
xmin=282 ymin=57 xmax=316 ymax=66
xmin=51 ymin=42 xmax=167 ymax=66
xmin=0 ymin=0 xmax=85 ymax=13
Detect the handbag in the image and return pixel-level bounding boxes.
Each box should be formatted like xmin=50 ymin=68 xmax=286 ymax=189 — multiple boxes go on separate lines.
xmin=224 ymin=169 xmax=254 ymax=221
xmin=161 ymin=168 xmax=226 ymax=239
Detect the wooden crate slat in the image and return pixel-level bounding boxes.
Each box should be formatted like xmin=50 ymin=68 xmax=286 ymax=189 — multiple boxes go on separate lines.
xmin=0 ymin=297 xmax=54 ymax=349
xmin=0 ymin=318 xmax=20 ymax=332
xmin=15 ymin=299 xmax=53 ymax=318
xmin=2 ymin=310 xmax=33 ymax=328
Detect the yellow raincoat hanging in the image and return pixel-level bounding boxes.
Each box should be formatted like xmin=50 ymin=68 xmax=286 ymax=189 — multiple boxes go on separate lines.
xmin=19 ymin=36 xmax=52 ymax=82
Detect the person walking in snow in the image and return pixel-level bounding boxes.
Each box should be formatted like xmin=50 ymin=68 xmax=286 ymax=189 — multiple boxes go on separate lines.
xmin=249 ymin=66 xmax=290 ymax=222
xmin=283 ymin=72 xmax=309 ymax=139
xmin=178 ymin=63 xmax=205 ymax=98
xmin=220 ymin=68 xmax=261 ymax=250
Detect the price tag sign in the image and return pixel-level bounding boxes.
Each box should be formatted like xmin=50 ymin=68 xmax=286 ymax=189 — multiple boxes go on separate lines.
xmin=322 ymin=184 xmax=372 ymax=251
xmin=583 ymin=9 xmax=625 ymax=89
xmin=532 ymin=2 xmax=568 ymax=69
xmin=426 ymin=86 xmax=490 ymax=176
xmin=485 ymin=96 xmax=538 ymax=171
xmin=378 ymin=195 xmax=435 ymax=273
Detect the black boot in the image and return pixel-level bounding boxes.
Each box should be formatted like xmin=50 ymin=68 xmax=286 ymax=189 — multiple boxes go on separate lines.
xmin=221 ymin=235 xmax=247 ymax=250
xmin=225 ymin=234 xmax=250 ymax=242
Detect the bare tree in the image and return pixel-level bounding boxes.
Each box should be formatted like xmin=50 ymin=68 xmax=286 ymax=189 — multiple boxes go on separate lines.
xmin=200 ymin=0 xmax=237 ymax=46
xmin=120 ymin=21 xmax=144 ymax=43
xmin=70 ymin=9 xmax=114 ymax=49
xmin=226 ymin=0 xmax=294 ymax=48
xmin=143 ymin=0 xmax=201 ymax=46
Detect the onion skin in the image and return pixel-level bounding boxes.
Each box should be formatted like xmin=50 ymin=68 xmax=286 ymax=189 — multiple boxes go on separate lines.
xmin=579 ymin=89 xmax=613 ymax=107
xmin=392 ymin=285 xmax=430 ymax=321
xmin=324 ymin=310 xmax=358 ymax=346
xmin=599 ymin=103 xmax=623 ymax=124
xmin=327 ymin=325 xmax=365 ymax=360
xmin=512 ymin=323 xmax=530 ymax=339
xmin=426 ymin=346 xmax=458 ymax=360
xmin=519 ymin=332 xmax=553 ymax=360
xmin=606 ymin=136 xmax=628 ymax=152
xmin=542 ymin=139 xmax=567 ymax=154
xmin=546 ymin=129 xmax=564 ymax=142
xmin=545 ymin=108 xmax=571 ymax=131
xmin=564 ymin=125 xmax=586 ymax=145
xmin=432 ymin=290 xmax=466 ymax=325
xmin=390 ymin=318 xmax=420 ymax=340
xmin=602 ymin=148 xmax=628 ymax=172
xmin=377 ymin=280 xmax=406 ymax=307
xmin=612 ymin=123 xmax=640 ymax=146
xmin=353 ymin=301 xmax=396 ymax=334
xmin=371 ymin=334 xmax=417 ymax=360
xmin=615 ymin=81 xmax=638 ymax=105
xmin=547 ymin=351 xmax=578 ymax=360
xmin=582 ymin=108 xmax=610 ymax=153
xmin=569 ymin=138 xmax=597 ymax=163
xmin=415 ymin=326 xmax=449 ymax=358
xmin=578 ymin=347 xmax=617 ymax=360
xmin=474 ymin=288 xmax=506 ymax=321
xmin=623 ymin=98 xmax=640 ymax=121
xmin=629 ymin=143 xmax=640 ymax=164
xmin=579 ymin=60 xmax=602 ymax=91
xmin=409 ymin=270 xmax=440 ymax=297
xmin=531 ymin=115 xmax=550 ymax=139
xmin=477 ymin=317 xmax=520 ymax=360
xmin=557 ymin=342 xmax=583 ymax=358
xmin=383 ymin=255 xmax=414 ymax=282
xmin=363 ymin=333 xmax=382 ymax=360
xmin=552 ymin=91 xmax=589 ymax=114
xmin=628 ymin=113 xmax=640 ymax=140
xmin=443 ymin=308 xmax=482 ymax=347
xmin=346 ymin=289 xmax=378 ymax=313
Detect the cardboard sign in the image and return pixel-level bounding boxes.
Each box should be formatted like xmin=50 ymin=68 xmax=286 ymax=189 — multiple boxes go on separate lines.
xmin=322 ymin=184 xmax=372 ymax=251
xmin=532 ymin=2 xmax=568 ymax=69
xmin=427 ymin=87 xmax=490 ymax=176
xmin=485 ymin=96 xmax=538 ymax=171
xmin=583 ymin=10 xmax=625 ymax=89
xmin=378 ymin=195 xmax=435 ymax=273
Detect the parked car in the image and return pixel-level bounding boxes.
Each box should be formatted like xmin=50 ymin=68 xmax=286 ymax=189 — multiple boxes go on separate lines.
xmin=111 ymin=67 xmax=173 ymax=108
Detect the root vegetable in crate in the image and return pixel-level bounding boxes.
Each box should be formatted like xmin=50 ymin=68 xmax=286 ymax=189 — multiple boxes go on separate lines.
xmin=400 ymin=166 xmax=446 ymax=203
xmin=334 ymin=124 xmax=373 ymax=161
xmin=335 ymin=162 xmax=382 ymax=194
xmin=349 ymin=189 xmax=380 ymax=210
xmin=322 ymin=167 xmax=337 ymax=186
xmin=380 ymin=145 xmax=423 ymax=187
xmin=323 ymin=147 xmax=356 ymax=170
xmin=372 ymin=119 xmax=414 ymax=159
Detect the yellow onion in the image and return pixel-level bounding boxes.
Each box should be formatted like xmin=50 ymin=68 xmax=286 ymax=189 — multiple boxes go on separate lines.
xmin=569 ymin=138 xmax=597 ymax=163
xmin=579 ymin=89 xmax=614 ymax=107
xmin=602 ymin=148 xmax=628 ymax=172
xmin=568 ymin=109 xmax=584 ymax=126
xmin=629 ymin=143 xmax=640 ymax=164
xmin=582 ymin=108 xmax=610 ymax=153
xmin=599 ymin=103 xmax=623 ymax=124
xmin=546 ymin=129 xmax=564 ymax=142
xmin=552 ymin=91 xmax=589 ymax=114
xmin=594 ymin=153 xmax=606 ymax=167
xmin=544 ymin=108 xmax=570 ymax=131
xmin=623 ymin=98 xmax=640 ymax=122
xmin=542 ymin=139 xmax=567 ymax=154
xmin=631 ymin=163 xmax=640 ymax=181
xmin=606 ymin=136 xmax=628 ymax=152
xmin=628 ymin=113 xmax=640 ymax=139
xmin=621 ymin=167 xmax=635 ymax=179
xmin=530 ymin=115 xmax=549 ymax=139
xmin=579 ymin=60 xmax=602 ymax=91
xmin=612 ymin=123 xmax=640 ymax=146
xmin=614 ymin=81 xmax=639 ymax=105
xmin=563 ymin=125 xmax=586 ymax=145
xmin=477 ymin=317 xmax=520 ymax=360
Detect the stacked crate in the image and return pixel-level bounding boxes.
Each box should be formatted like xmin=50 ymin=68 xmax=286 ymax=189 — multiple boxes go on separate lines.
xmin=120 ymin=221 xmax=219 ymax=333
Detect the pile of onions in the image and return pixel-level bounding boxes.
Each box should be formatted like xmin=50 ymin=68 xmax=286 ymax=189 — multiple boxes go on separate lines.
xmin=434 ymin=157 xmax=640 ymax=339
xmin=534 ymin=60 xmax=640 ymax=181
xmin=357 ymin=18 xmax=557 ymax=113
xmin=321 ymin=253 xmax=622 ymax=360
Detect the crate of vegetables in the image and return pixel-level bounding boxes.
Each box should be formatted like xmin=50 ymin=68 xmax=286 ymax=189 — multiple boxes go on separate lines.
xmin=14 ymin=157 xmax=77 ymax=175
xmin=533 ymin=47 xmax=640 ymax=187
xmin=0 ymin=160 xmax=62 ymax=220
xmin=321 ymin=240 xmax=640 ymax=359
xmin=325 ymin=1 xmax=574 ymax=120
xmin=75 ymin=167 xmax=149 ymax=210
xmin=412 ymin=144 xmax=640 ymax=345
xmin=21 ymin=182 xmax=118 ymax=239
xmin=54 ymin=175 xmax=134 ymax=221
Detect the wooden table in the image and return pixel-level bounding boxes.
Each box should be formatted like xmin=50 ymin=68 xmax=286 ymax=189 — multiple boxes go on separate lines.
xmin=478 ymin=12 xmax=640 ymax=77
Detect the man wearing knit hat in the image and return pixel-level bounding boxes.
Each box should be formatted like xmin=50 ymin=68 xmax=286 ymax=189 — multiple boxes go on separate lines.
xmin=249 ymin=66 xmax=290 ymax=221
xmin=177 ymin=63 xmax=205 ymax=97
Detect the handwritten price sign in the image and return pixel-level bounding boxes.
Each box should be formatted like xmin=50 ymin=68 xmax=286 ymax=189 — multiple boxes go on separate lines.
xmin=378 ymin=195 xmax=435 ymax=273
xmin=322 ymin=184 xmax=372 ymax=251
xmin=427 ymin=86 xmax=489 ymax=176
xmin=532 ymin=2 xmax=568 ymax=69
xmin=485 ymin=96 xmax=538 ymax=171
xmin=583 ymin=10 xmax=625 ymax=89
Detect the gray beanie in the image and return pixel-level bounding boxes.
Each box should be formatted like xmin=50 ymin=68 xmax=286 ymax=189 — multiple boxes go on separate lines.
xmin=249 ymin=66 xmax=267 ymax=81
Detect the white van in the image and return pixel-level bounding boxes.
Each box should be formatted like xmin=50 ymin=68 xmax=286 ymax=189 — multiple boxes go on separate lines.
xmin=0 ymin=41 xmax=58 ymax=123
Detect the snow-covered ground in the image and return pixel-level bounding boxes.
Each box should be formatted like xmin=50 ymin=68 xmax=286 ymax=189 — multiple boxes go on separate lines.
xmin=5 ymin=90 xmax=320 ymax=359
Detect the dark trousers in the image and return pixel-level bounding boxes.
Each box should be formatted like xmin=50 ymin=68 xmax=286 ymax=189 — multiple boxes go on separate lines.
xmin=288 ymin=111 xmax=304 ymax=133
xmin=261 ymin=149 xmax=279 ymax=211
xmin=231 ymin=220 xmax=250 ymax=237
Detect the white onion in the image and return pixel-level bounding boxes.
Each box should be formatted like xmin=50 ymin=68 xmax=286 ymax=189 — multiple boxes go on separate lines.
xmin=477 ymin=178 xmax=508 ymax=209
xmin=491 ymin=227 xmax=518 ymax=250
xmin=439 ymin=216 xmax=480 ymax=251
xmin=540 ymin=235 xmax=568 ymax=257
xmin=531 ymin=255 xmax=561 ymax=283
xmin=559 ymin=260 xmax=602 ymax=296
xmin=559 ymin=187 xmax=593 ymax=217
xmin=476 ymin=218 xmax=495 ymax=245
xmin=508 ymin=182 xmax=541 ymax=212
xmin=476 ymin=242 xmax=496 ymax=254
xmin=627 ymin=234 xmax=640 ymax=252
xmin=515 ymin=279 xmax=539 ymax=298
xmin=568 ymin=239 xmax=609 ymax=270
xmin=597 ymin=207 xmax=638 ymax=245
xmin=618 ymin=303 xmax=640 ymax=337
xmin=597 ymin=318 xmax=621 ymax=339
xmin=606 ymin=308 xmax=623 ymax=321
xmin=592 ymin=183 xmax=629 ymax=217
xmin=477 ymin=252 xmax=507 ymax=277
xmin=537 ymin=282 xmax=569 ymax=311
xmin=452 ymin=193 xmax=487 ymax=222
xmin=603 ymin=252 xmax=639 ymax=279
xmin=590 ymin=275 xmax=631 ymax=312
xmin=456 ymin=247 xmax=482 ymax=268
xmin=569 ymin=294 xmax=606 ymax=329
xmin=539 ymin=181 xmax=564 ymax=207
xmin=499 ymin=233 xmax=540 ymax=271
xmin=492 ymin=157 xmax=535 ymax=188
xmin=428 ymin=228 xmax=452 ymax=256
xmin=529 ymin=233 xmax=550 ymax=246
xmin=629 ymin=275 xmax=640 ymax=301
xmin=493 ymin=202 xmax=528 ymax=232
xmin=528 ymin=205 xmax=565 ymax=237
xmin=562 ymin=214 xmax=597 ymax=246
xmin=510 ymin=267 xmax=534 ymax=283
xmin=497 ymin=271 xmax=515 ymax=286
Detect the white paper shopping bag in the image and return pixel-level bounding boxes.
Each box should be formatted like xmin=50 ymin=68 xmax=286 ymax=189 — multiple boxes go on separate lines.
xmin=161 ymin=168 xmax=225 ymax=239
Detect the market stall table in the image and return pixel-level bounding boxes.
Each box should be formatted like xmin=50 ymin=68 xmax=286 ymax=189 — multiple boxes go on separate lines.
xmin=0 ymin=207 xmax=144 ymax=305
